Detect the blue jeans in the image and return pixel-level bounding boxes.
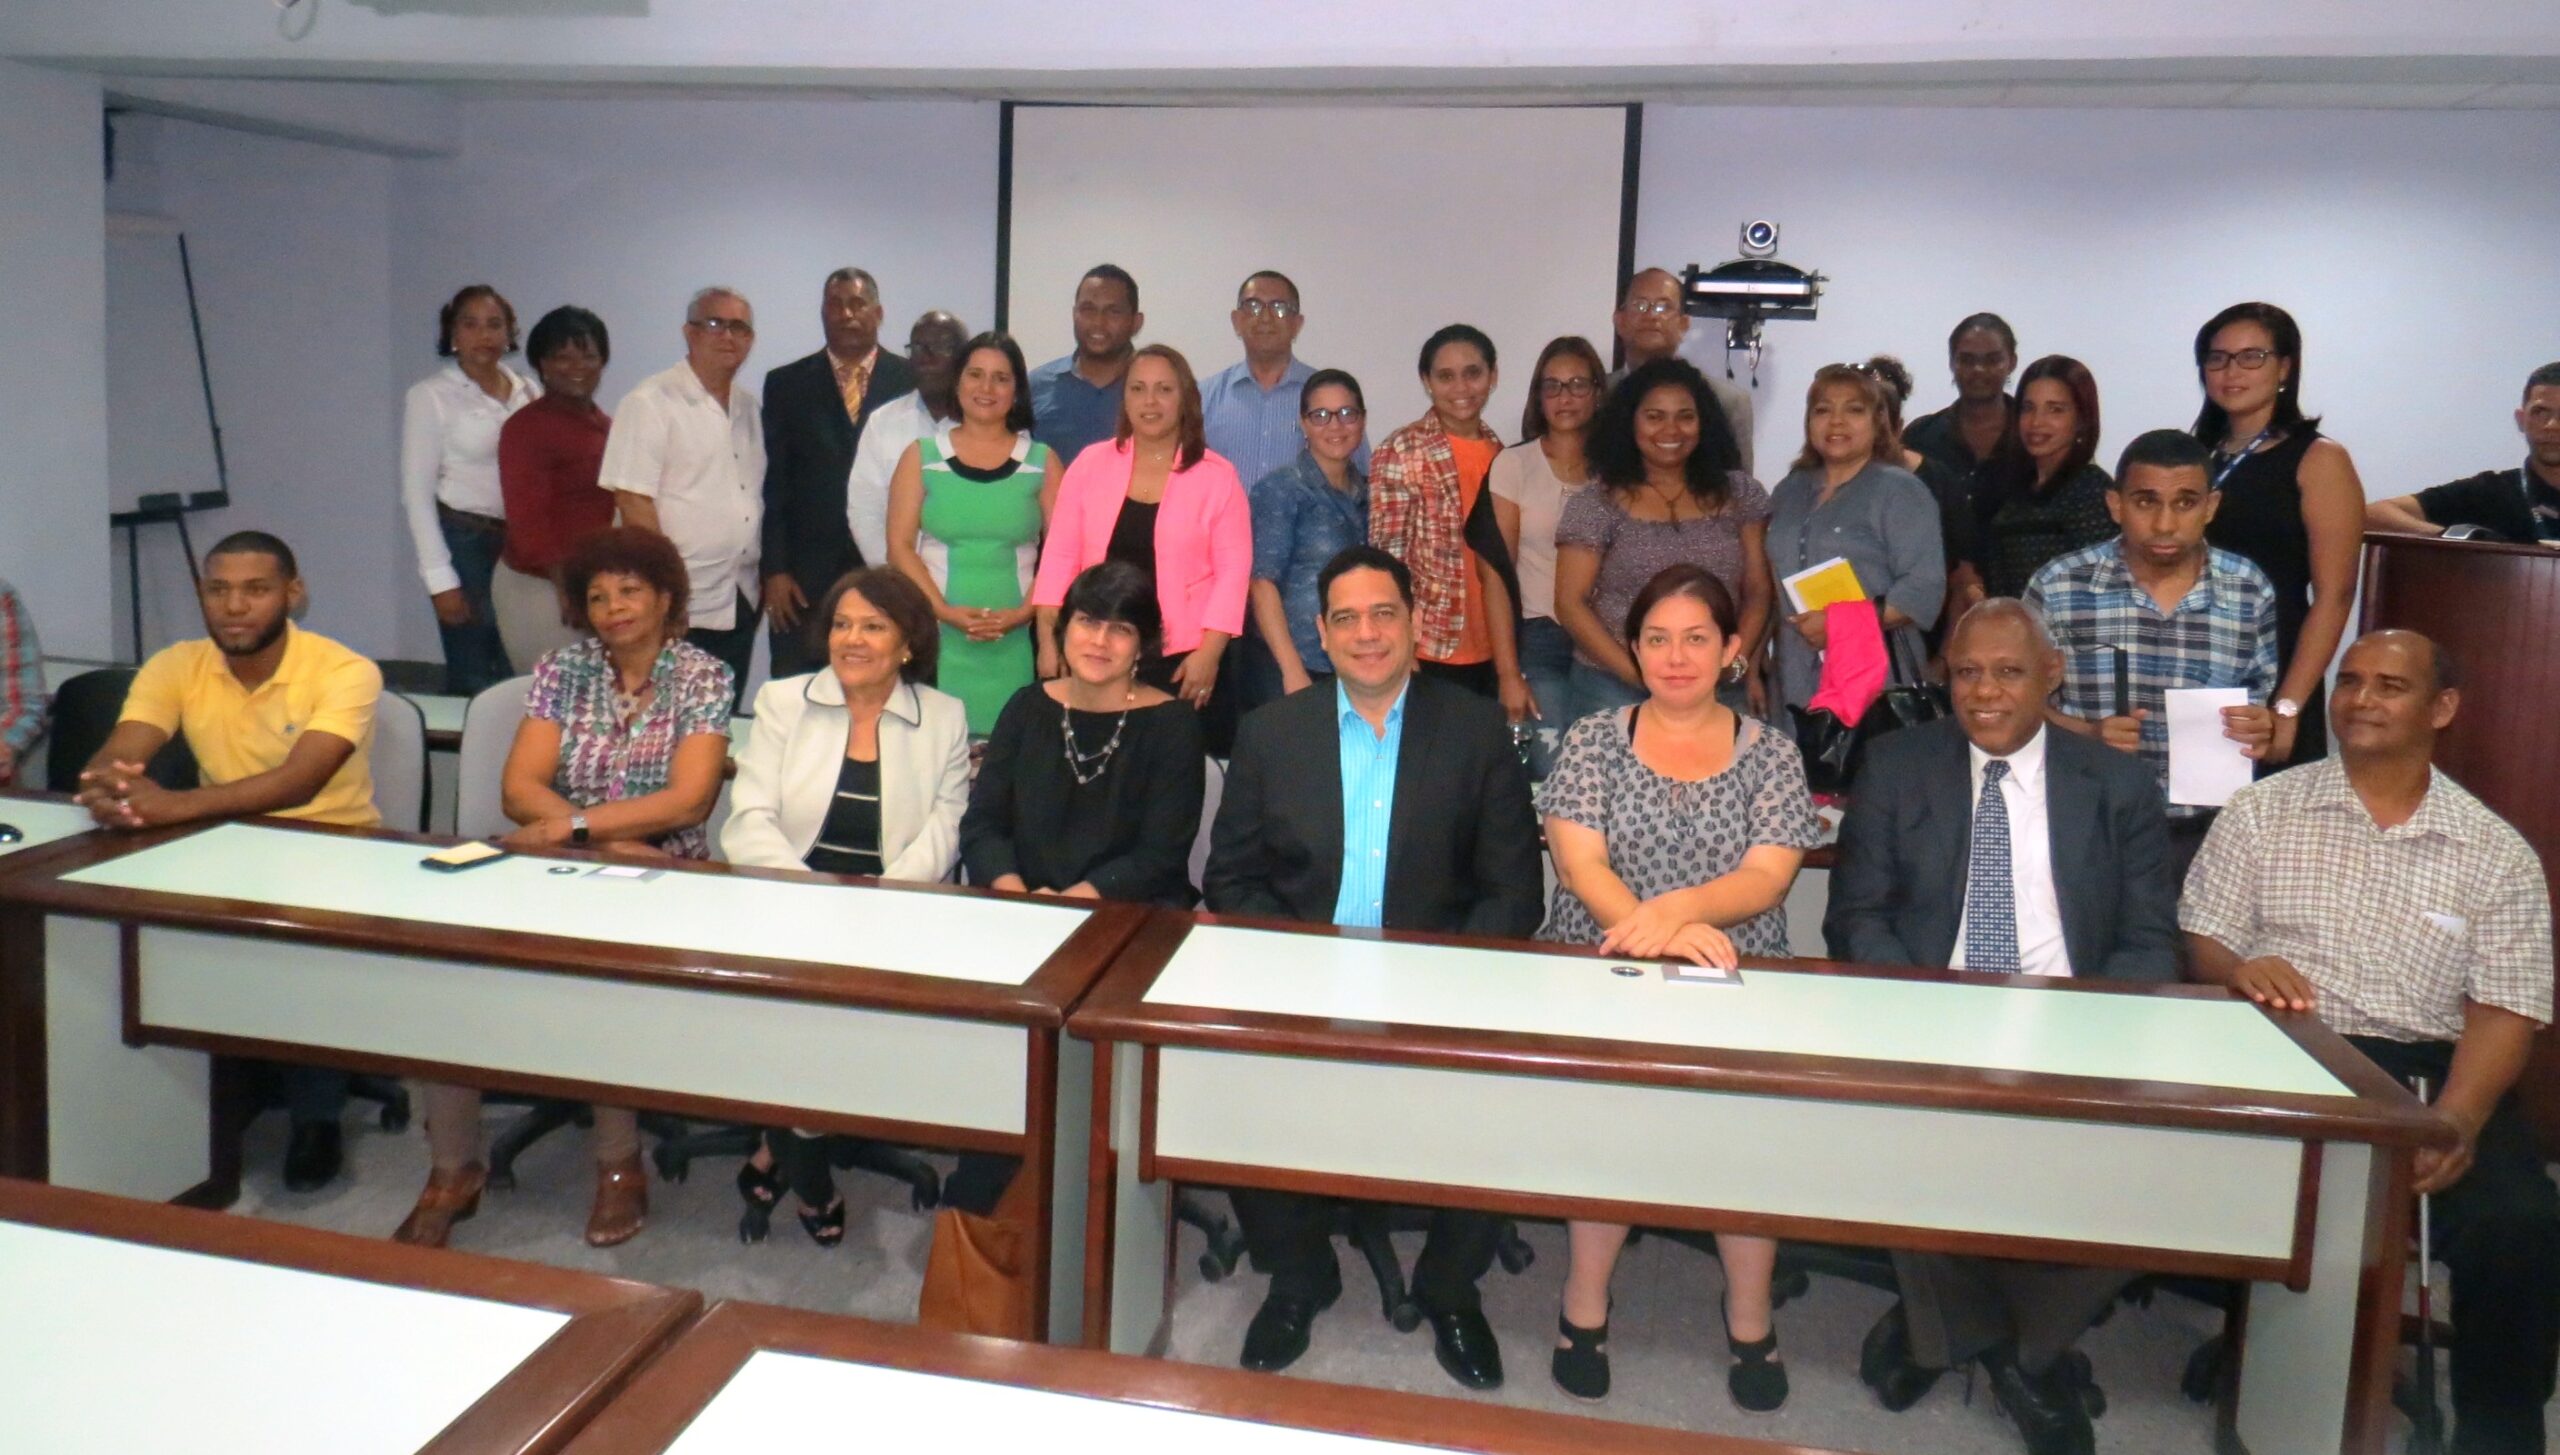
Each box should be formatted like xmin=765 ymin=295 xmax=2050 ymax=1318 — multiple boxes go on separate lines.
xmin=436 ymin=510 xmax=514 ymax=697
xmin=1516 ymin=617 xmax=1577 ymax=777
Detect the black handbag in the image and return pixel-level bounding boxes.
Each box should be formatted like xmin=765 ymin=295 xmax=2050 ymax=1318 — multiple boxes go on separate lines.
xmin=1790 ymin=620 xmax=1948 ymax=794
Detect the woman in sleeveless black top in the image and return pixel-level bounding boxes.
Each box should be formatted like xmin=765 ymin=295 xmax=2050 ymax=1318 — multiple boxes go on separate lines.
xmin=2193 ymin=303 xmax=2368 ymax=770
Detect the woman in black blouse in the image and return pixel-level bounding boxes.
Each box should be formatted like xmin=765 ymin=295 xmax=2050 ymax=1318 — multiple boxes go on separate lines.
xmin=1973 ymin=355 xmax=2114 ymax=600
xmin=963 ymin=561 xmax=1205 ymax=909
xmin=945 ymin=561 xmax=1204 ymax=1215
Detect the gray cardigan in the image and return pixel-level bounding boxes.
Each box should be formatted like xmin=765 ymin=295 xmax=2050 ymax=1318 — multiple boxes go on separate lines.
xmin=1765 ymin=460 xmax=1947 ymax=710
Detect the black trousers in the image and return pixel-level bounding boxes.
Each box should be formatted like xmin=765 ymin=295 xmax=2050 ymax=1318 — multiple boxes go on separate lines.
xmin=1415 ymin=657 xmax=1498 ymax=699
xmin=1229 ymin=1187 xmax=1501 ymax=1314
xmin=1892 ymin=1250 xmax=2132 ymax=1375
xmin=685 ymin=591 xmax=759 ymax=711
xmin=2167 ymin=809 xmax=2218 ymax=888
xmin=2351 ymin=1035 xmax=2560 ymax=1455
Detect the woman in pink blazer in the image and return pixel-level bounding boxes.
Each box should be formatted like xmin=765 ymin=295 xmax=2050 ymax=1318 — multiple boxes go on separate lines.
xmin=1031 ymin=344 xmax=1253 ymax=747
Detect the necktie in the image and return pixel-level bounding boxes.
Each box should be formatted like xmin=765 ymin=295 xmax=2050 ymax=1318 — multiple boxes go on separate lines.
xmin=1964 ymin=759 xmax=2020 ymax=973
xmin=839 ymin=360 xmax=871 ymax=421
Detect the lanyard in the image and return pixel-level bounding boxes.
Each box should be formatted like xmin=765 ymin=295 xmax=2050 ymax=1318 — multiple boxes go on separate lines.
xmin=2211 ymin=427 xmax=2275 ymax=491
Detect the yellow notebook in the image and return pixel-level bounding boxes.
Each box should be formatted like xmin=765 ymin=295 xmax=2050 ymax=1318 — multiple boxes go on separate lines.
xmin=1781 ymin=556 xmax=1867 ymax=615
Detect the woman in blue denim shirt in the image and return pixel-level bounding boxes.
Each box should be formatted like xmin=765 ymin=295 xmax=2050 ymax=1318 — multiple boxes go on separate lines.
xmin=1240 ymin=369 xmax=1370 ymax=710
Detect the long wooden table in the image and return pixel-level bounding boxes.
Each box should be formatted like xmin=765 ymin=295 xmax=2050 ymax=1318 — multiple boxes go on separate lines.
xmin=558 ymin=1299 xmax=1857 ymax=1455
xmin=1070 ymin=912 xmax=2453 ymax=1455
xmin=0 ymin=1176 xmax=696 ymax=1454
xmin=0 ymin=816 xmax=1144 ymax=1341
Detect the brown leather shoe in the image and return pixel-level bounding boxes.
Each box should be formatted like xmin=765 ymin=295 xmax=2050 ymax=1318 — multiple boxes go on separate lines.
xmin=585 ymin=1155 xmax=649 ymax=1247
xmin=393 ymin=1163 xmax=487 ymax=1248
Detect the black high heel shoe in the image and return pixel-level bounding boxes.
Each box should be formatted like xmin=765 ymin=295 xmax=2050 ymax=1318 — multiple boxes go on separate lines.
xmin=735 ymin=1155 xmax=782 ymax=1244
xmin=1551 ymin=1306 xmax=1611 ymax=1401
xmin=798 ymin=1195 xmax=847 ymax=1248
xmin=1725 ymin=1296 xmax=1788 ymax=1412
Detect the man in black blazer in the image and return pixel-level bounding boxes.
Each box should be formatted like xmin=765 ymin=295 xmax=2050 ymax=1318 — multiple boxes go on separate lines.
xmin=760 ymin=268 xmax=917 ymax=678
xmin=1205 ymin=544 xmax=1542 ymax=1391
xmin=1825 ymin=598 xmax=2175 ymax=1455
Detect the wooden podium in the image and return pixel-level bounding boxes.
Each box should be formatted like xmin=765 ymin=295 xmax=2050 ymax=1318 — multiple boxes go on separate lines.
xmin=2359 ymin=531 xmax=2560 ymax=1154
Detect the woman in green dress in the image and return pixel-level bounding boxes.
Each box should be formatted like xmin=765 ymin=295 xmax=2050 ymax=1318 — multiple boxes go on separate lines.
xmin=887 ymin=331 xmax=1062 ymax=733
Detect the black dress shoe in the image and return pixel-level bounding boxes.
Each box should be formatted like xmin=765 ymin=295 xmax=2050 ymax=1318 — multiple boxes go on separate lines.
xmin=1240 ymin=1288 xmax=1336 ymax=1374
xmin=1858 ymin=1301 xmax=1943 ymax=1412
xmin=1428 ymin=1308 xmax=1504 ymax=1391
xmin=1980 ymin=1345 xmax=2096 ymax=1455
xmin=282 ymin=1121 xmax=343 ymax=1192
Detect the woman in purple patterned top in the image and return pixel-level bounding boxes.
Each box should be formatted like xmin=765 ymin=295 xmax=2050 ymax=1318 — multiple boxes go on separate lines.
xmin=395 ymin=525 xmax=732 ymax=1254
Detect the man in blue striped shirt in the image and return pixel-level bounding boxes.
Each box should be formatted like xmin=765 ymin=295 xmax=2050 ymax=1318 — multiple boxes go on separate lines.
xmin=2025 ymin=429 xmax=2280 ymax=871
xmin=1205 ymin=543 xmax=1542 ymax=1392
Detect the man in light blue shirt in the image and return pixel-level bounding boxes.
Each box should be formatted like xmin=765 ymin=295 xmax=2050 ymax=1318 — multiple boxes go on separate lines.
xmin=1204 ymin=543 xmax=1542 ymax=1393
xmin=1027 ymin=263 xmax=1142 ymax=468
xmin=1201 ymin=270 xmax=1370 ymax=487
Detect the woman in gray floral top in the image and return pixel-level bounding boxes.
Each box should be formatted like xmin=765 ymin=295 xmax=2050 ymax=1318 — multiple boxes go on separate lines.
xmin=395 ymin=525 xmax=731 ymax=1254
xmin=1534 ymin=563 xmax=1818 ymax=1415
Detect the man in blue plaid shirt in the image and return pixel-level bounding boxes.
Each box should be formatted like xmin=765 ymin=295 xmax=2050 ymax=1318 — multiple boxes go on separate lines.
xmin=2025 ymin=429 xmax=2280 ymax=869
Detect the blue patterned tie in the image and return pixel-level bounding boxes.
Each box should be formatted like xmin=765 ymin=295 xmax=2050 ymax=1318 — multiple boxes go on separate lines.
xmin=1964 ymin=760 xmax=2021 ymax=973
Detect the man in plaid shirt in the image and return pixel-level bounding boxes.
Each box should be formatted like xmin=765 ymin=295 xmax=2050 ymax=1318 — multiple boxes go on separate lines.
xmin=2025 ymin=429 xmax=2278 ymax=871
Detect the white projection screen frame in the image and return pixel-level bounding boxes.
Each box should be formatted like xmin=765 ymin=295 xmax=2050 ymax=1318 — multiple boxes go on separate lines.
xmin=1000 ymin=104 xmax=1638 ymax=449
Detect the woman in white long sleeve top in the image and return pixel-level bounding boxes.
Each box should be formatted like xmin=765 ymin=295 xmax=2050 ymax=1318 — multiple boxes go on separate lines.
xmin=719 ymin=564 xmax=970 ymax=1244
xmin=403 ymin=285 xmax=538 ymax=695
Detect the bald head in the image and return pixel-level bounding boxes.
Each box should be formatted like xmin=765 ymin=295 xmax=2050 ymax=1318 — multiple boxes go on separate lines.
xmin=2332 ymin=628 xmax=2461 ymax=760
xmin=907 ymin=309 xmax=969 ymax=399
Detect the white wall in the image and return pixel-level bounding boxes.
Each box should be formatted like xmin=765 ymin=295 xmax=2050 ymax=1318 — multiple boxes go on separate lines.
xmin=105 ymin=114 xmax=402 ymax=663
xmin=1636 ymin=105 xmax=2560 ymax=494
xmin=0 ymin=61 xmax=111 ymax=660
xmin=386 ymin=94 xmax=998 ymax=659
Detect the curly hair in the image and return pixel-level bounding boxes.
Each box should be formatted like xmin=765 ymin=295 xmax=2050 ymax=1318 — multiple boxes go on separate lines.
xmin=560 ymin=526 xmax=691 ymax=635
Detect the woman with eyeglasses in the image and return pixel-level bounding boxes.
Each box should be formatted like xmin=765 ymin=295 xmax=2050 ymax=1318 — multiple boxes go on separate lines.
xmin=2191 ymin=302 xmax=2365 ymax=768
xmin=1370 ymin=324 xmax=1531 ymax=721
xmin=1242 ymin=369 xmax=1370 ymax=710
xmin=1552 ymin=356 xmax=1771 ymax=730
xmin=1490 ymin=337 xmax=1603 ymax=763
xmin=885 ymin=331 xmax=1062 ymax=736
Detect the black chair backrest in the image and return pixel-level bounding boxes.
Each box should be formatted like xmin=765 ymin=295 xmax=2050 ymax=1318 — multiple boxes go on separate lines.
xmin=44 ymin=668 xmax=200 ymax=794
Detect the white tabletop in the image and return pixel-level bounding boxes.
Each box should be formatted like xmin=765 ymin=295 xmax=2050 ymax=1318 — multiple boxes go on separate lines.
xmin=1146 ymin=924 xmax=2349 ymax=1099
xmin=63 ymin=821 xmax=1088 ymax=988
xmin=413 ymin=692 xmax=751 ymax=750
xmin=0 ymin=797 xmax=95 ymax=860
xmin=0 ymin=1220 xmax=568 ymax=1455
xmin=665 ymin=1351 xmax=1448 ymax=1453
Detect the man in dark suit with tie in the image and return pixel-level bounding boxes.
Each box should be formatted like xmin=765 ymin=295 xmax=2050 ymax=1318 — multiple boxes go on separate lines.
xmin=1205 ymin=543 xmax=1543 ymax=1391
xmin=760 ymin=267 xmax=917 ymax=678
xmin=1825 ymin=597 xmax=2176 ymax=1455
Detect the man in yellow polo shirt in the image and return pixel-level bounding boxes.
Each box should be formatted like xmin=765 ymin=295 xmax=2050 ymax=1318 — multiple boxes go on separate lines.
xmin=77 ymin=530 xmax=383 ymax=1192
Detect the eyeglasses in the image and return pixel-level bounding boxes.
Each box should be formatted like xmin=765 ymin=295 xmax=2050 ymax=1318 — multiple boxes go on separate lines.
xmin=2202 ymin=348 xmax=2275 ymax=373
xmin=1623 ymin=298 xmax=1678 ymax=317
xmin=905 ymin=339 xmax=959 ymax=360
xmin=1238 ymin=298 xmax=1300 ymax=319
xmin=1539 ymin=377 xmax=1598 ymax=399
xmin=1953 ymin=351 xmax=2010 ymax=370
xmin=1303 ymin=406 xmax=1365 ymax=426
xmin=688 ymin=317 xmax=755 ymax=337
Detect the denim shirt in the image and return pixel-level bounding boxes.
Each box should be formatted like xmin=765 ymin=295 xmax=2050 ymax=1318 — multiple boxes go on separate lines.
xmin=1202 ymin=356 xmax=1372 ymax=489
xmin=1248 ymin=449 xmax=1369 ymax=673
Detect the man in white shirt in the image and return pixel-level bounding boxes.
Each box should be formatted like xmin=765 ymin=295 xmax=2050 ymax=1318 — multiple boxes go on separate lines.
xmin=845 ymin=310 xmax=967 ymax=572
xmin=1826 ymin=599 xmax=2177 ymax=1455
xmin=600 ymin=286 xmax=767 ymax=703
xmin=1610 ymin=267 xmax=1755 ymax=478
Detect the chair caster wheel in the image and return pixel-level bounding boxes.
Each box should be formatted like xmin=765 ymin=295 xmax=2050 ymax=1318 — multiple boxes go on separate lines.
xmin=486 ymin=1165 xmax=518 ymax=1192
xmin=2180 ymin=1334 xmax=2225 ymax=1404
xmin=652 ymin=1147 xmax=688 ymax=1183
xmin=739 ymin=1208 xmax=771 ymax=1244
xmin=1771 ymin=1266 xmax=1811 ymax=1309
xmin=1496 ymin=1239 xmax=1534 ymax=1275
xmin=1388 ymin=1299 xmax=1423 ymax=1333
xmin=379 ymin=1103 xmax=410 ymax=1133
xmin=1198 ymin=1251 xmax=1229 ymax=1282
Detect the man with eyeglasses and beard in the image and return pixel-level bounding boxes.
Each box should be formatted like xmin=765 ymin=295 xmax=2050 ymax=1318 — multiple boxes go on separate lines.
xmin=76 ymin=531 xmax=384 ymax=1193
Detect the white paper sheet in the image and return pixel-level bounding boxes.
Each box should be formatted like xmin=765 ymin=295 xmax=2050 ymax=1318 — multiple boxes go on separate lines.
xmin=2166 ymin=686 xmax=2255 ymax=808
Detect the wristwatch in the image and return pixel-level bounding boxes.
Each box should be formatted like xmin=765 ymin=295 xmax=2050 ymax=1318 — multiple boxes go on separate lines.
xmin=569 ymin=813 xmax=590 ymax=847
xmin=2272 ymin=698 xmax=2303 ymax=720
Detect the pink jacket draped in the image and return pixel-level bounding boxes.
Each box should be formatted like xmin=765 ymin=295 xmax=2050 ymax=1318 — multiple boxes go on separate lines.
xmin=1030 ymin=439 xmax=1253 ymax=656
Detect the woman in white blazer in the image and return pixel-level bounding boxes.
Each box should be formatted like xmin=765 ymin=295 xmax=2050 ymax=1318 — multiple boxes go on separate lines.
xmin=719 ymin=565 xmax=970 ymax=1243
